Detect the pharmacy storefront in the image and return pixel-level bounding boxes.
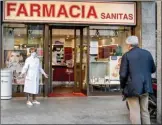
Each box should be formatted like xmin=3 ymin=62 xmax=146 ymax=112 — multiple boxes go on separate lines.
xmin=0 ymin=0 xmax=156 ymax=97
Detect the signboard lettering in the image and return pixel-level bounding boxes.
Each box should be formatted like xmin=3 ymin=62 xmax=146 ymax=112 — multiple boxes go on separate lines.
xmin=4 ymin=1 xmax=136 ymax=25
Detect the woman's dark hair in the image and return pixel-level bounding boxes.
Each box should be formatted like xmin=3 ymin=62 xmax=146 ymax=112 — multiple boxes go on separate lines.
xmin=29 ymin=47 xmax=37 ymax=53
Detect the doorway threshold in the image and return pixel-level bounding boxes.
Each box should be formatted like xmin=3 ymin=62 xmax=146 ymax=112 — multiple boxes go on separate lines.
xmin=48 ymin=92 xmax=86 ymax=97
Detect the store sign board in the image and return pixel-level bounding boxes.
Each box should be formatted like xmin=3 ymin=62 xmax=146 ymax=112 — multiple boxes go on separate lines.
xmin=3 ymin=1 xmax=136 ymax=25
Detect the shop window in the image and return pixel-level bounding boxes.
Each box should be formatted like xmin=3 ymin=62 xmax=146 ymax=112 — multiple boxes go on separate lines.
xmin=89 ymin=26 xmax=131 ymax=94
xmin=2 ymin=24 xmax=44 ymax=96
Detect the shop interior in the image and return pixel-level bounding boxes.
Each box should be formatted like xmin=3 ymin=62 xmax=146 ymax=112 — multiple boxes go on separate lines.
xmin=89 ymin=26 xmax=132 ymax=95
xmin=2 ymin=24 xmax=132 ymax=97
xmin=2 ymin=24 xmax=44 ymax=96
xmin=48 ymin=27 xmax=88 ymax=97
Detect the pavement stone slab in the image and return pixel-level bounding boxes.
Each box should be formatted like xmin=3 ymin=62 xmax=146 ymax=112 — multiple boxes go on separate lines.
xmin=1 ymin=96 xmax=156 ymax=124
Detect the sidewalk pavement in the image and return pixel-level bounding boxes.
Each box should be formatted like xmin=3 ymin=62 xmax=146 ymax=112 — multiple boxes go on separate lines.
xmin=1 ymin=96 xmax=156 ymax=124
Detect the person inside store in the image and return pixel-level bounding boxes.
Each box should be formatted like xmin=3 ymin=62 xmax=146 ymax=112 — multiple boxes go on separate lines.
xmin=115 ymin=45 xmax=122 ymax=56
xmin=110 ymin=49 xmax=116 ymax=56
xmin=119 ymin=36 xmax=156 ymax=124
xmin=19 ymin=47 xmax=48 ymax=106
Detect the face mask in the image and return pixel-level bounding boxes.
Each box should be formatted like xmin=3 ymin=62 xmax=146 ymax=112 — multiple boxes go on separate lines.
xmin=31 ymin=52 xmax=37 ymax=58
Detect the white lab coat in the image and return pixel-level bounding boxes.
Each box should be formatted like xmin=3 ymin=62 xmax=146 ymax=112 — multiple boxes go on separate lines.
xmin=21 ymin=55 xmax=46 ymax=94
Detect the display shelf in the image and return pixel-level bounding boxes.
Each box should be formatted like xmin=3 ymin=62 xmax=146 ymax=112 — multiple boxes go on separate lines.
xmin=53 ymin=44 xmax=64 ymax=64
xmin=90 ymin=61 xmax=108 ymax=63
xmin=12 ymin=83 xmax=44 ymax=85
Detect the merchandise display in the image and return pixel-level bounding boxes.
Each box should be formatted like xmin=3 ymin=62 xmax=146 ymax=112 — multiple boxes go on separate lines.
xmin=52 ymin=44 xmax=64 ymax=65
xmin=52 ymin=36 xmax=74 ymax=85
xmin=4 ymin=50 xmax=27 ymax=85
xmin=2 ymin=25 xmax=44 ymax=95
xmin=109 ymin=56 xmax=122 ymax=80
xmin=89 ymin=27 xmax=131 ymax=93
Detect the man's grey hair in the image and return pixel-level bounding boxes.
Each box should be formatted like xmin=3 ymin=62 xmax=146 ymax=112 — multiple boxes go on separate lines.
xmin=126 ymin=36 xmax=139 ymax=46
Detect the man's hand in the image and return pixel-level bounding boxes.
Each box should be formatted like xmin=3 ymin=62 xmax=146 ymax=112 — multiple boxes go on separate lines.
xmin=120 ymin=89 xmax=124 ymax=94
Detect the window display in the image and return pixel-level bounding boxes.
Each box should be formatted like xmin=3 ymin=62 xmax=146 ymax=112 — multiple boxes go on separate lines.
xmin=89 ymin=26 xmax=131 ymax=93
xmin=4 ymin=50 xmax=27 ymax=85
xmin=2 ymin=24 xmax=132 ymax=96
xmin=2 ymin=24 xmax=44 ymax=95
xmin=109 ymin=56 xmax=122 ymax=80
xmin=52 ymin=44 xmax=64 ymax=65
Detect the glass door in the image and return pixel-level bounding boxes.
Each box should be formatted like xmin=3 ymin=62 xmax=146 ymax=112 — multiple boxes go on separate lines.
xmin=48 ymin=27 xmax=76 ymax=95
xmin=74 ymin=26 xmax=89 ymax=95
xmin=48 ymin=26 xmax=53 ymax=94
xmin=46 ymin=26 xmax=89 ymax=96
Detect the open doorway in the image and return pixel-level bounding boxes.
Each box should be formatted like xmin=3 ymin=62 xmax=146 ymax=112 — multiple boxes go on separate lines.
xmin=48 ymin=26 xmax=89 ymax=97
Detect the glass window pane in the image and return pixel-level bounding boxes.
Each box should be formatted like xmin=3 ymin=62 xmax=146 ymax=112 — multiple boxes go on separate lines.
xmin=89 ymin=26 xmax=131 ymax=94
xmin=2 ymin=24 xmax=44 ymax=95
xmin=27 ymin=25 xmax=44 ymax=87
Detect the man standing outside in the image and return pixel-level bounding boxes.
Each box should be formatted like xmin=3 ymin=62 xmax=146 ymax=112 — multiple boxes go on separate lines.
xmin=119 ymin=36 xmax=156 ymax=124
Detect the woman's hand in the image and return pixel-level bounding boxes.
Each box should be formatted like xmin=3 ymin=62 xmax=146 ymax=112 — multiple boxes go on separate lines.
xmin=18 ymin=73 xmax=24 ymax=78
xmin=44 ymin=74 xmax=48 ymax=78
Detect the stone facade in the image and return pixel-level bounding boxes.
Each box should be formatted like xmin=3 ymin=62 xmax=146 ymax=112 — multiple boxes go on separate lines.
xmin=141 ymin=2 xmax=156 ymax=61
xmin=141 ymin=1 xmax=157 ymax=80
xmin=0 ymin=0 xmax=161 ymax=123
xmin=157 ymin=1 xmax=162 ymax=124
xmin=141 ymin=2 xmax=162 ymax=123
xmin=0 ymin=1 xmax=2 ymax=69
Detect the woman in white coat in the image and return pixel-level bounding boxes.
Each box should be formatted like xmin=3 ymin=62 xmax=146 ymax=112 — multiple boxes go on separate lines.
xmin=20 ymin=48 xmax=48 ymax=106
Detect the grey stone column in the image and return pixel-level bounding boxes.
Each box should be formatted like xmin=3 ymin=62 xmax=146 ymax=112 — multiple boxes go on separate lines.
xmin=141 ymin=2 xmax=156 ymax=61
xmin=157 ymin=1 xmax=162 ymax=124
xmin=0 ymin=1 xmax=2 ymax=69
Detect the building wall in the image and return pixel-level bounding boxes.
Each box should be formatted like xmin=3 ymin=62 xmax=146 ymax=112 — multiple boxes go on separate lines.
xmin=0 ymin=1 xmax=2 ymax=69
xmin=141 ymin=2 xmax=156 ymax=61
xmin=157 ymin=1 xmax=162 ymax=124
xmin=1 ymin=1 xmax=160 ymax=120
xmin=141 ymin=1 xmax=161 ymax=124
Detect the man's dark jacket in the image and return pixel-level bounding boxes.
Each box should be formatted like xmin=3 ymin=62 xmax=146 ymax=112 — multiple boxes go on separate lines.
xmin=119 ymin=47 xmax=156 ymax=97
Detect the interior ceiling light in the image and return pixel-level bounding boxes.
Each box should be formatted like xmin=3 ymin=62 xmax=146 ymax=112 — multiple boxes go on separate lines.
xmin=28 ymin=30 xmax=33 ymax=35
xmin=95 ymin=29 xmax=100 ymax=37
xmin=7 ymin=28 xmax=14 ymax=36
xmin=114 ymin=30 xmax=118 ymax=37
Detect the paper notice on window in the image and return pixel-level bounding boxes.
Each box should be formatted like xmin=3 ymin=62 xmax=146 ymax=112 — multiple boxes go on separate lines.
xmin=90 ymin=41 xmax=98 ymax=54
xmin=3 ymin=36 xmax=14 ymax=50
xmin=90 ymin=41 xmax=98 ymax=47
xmin=90 ymin=47 xmax=98 ymax=55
